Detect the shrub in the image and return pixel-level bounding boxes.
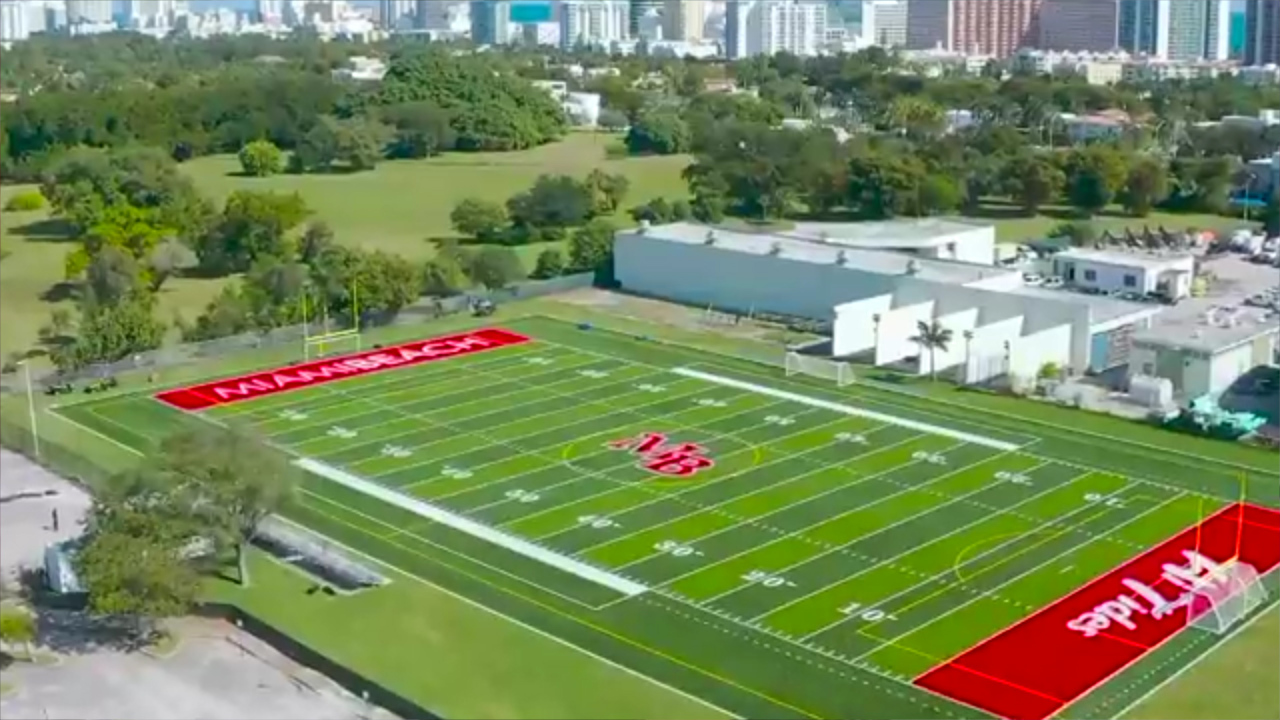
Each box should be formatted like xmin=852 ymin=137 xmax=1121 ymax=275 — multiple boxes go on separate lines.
xmin=3 ymin=191 xmax=46 ymax=212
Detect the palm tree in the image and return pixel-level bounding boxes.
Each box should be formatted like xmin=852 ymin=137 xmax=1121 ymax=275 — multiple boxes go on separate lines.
xmin=960 ymin=330 xmax=975 ymax=383
xmin=910 ymin=320 xmax=954 ymax=381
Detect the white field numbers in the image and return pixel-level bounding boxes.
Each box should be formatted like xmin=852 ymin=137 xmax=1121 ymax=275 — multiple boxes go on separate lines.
xmin=504 ymin=489 xmax=540 ymax=503
xmin=839 ymin=602 xmax=899 ymax=623
xmin=279 ymin=409 xmax=308 ymax=421
xmin=577 ymin=514 xmax=620 ymax=529
xmin=912 ymin=451 xmax=947 ymax=465
xmin=328 ymin=426 xmax=358 ymax=439
xmin=996 ymin=470 xmax=1032 ymax=485
xmin=654 ymin=540 xmax=702 ymax=558
xmin=1085 ymin=492 xmax=1126 ymax=508
xmin=742 ymin=570 xmax=796 ymax=588
xmin=381 ymin=444 xmax=412 ymax=458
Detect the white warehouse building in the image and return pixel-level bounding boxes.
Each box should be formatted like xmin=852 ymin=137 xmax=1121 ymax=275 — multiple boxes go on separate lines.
xmin=613 ymin=221 xmax=1164 ymax=384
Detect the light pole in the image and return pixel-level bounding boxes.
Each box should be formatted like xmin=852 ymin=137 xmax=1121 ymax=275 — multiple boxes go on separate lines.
xmin=17 ymin=360 xmax=40 ymax=459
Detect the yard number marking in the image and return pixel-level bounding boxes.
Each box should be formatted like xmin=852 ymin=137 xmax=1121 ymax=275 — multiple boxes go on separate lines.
xmin=504 ymin=489 xmax=541 ymax=503
xmin=278 ymin=409 xmax=308 ymax=421
xmin=995 ymin=470 xmax=1032 ymax=486
xmin=327 ymin=426 xmax=358 ymax=439
xmin=527 ymin=357 xmax=554 ymax=366
xmin=741 ymin=569 xmax=796 ymax=588
xmin=694 ymin=398 xmax=728 ymax=408
xmin=654 ymin=540 xmax=702 ymax=558
xmin=635 ymin=383 xmax=667 ymax=393
xmin=381 ymin=444 xmax=412 ymax=459
xmin=578 ymin=369 xmax=610 ymax=379
xmin=912 ymin=451 xmax=948 ymax=465
xmin=1084 ymin=492 xmax=1126 ymax=509
xmin=834 ymin=431 xmax=869 ymax=445
xmin=441 ymin=466 xmax=472 ymax=480
xmin=577 ymin=515 xmax=620 ymax=529
xmin=839 ymin=602 xmax=898 ymax=622
xmin=763 ymin=414 xmax=796 ymax=426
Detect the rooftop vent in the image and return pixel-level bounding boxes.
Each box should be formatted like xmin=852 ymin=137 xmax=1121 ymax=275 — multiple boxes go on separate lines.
xmin=637 ymin=219 xmax=650 ymax=235
xmin=704 ymin=229 xmax=717 ymax=245
xmin=905 ymin=258 xmax=921 ymax=276
xmin=768 ymin=241 xmax=783 ymax=256
xmin=836 ymin=250 xmax=848 ymax=266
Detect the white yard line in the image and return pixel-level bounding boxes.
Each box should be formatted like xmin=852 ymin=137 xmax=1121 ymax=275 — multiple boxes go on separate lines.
xmin=495 ymin=406 xmax=831 ymax=527
xmin=849 ymin=490 xmax=1189 ymax=661
xmin=265 ymin=354 xmax=615 ymax=438
xmin=455 ymin=406 xmax=829 ymax=513
xmin=794 ymin=472 xmax=1128 ymax=641
xmin=672 ymin=368 xmax=1022 ymax=451
xmin=648 ymin=442 xmax=975 ymax=592
xmin=751 ymin=461 xmax=1056 ymax=624
xmin=696 ymin=452 xmax=1043 ymax=610
xmin=589 ymin=431 xmax=929 ymax=567
xmin=297 ymin=458 xmax=649 ymax=596
xmin=370 ymin=383 xmax=744 ymax=491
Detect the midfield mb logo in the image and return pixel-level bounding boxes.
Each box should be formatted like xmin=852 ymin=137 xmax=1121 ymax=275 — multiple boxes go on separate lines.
xmin=607 ymin=432 xmax=715 ymax=478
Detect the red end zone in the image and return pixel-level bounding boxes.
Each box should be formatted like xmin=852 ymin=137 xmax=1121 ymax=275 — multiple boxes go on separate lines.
xmin=914 ymin=502 xmax=1280 ymax=720
xmin=154 ymin=327 xmax=530 ymax=411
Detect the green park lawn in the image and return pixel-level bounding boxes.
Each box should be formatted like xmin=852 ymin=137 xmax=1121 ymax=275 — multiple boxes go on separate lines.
xmin=0 ymin=133 xmax=691 ymax=360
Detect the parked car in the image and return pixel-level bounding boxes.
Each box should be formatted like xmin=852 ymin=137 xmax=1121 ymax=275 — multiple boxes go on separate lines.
xmin=1022 ymin=273 xmax=1044 ymax=286
xmin=1042 ymin=276 xmax=1064 ymax=289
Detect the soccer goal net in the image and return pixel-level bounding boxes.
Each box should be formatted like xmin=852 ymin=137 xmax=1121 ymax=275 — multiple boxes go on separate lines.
xmin=1185 ymin=559 xmax=1269 ymax=634
xmin=304 ymin=329 xmax=362 ymax=360
xmin=785 ymin=351 xmax=855 ymax=387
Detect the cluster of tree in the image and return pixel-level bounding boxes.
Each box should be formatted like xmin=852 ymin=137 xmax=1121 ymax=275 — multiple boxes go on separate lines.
xmin=29 ymin=145 xmax=541 ymax=367
xmin=2 ymin=45 xmax=566 ymax=181
xmin=676 ymin=113 xmax=1265 ymax=224
xmin=72 ymin=424 xmax=298 ymax=639
xmin=448 ymin=170 xmax=630 ymax=276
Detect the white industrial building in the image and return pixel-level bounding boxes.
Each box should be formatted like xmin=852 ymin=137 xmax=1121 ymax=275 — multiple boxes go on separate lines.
xmin=614 ymin=221 xmax=1166 ymax=385
xmin=1131 ymin=306 xmax=1279 ymax=398
xmin=1052 ymin=248 xmax=1195 ymax=300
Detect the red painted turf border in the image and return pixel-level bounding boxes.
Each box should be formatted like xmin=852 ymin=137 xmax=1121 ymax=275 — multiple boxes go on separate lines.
xmin=914 ymin=502 xmax=1280 ymax=720
xmin=154 ymin=328 xmax=531 ymax=411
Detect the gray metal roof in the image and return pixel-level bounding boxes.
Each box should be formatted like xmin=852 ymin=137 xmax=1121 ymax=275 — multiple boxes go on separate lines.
xmin=783 ymin=219 xmax=990 ymax=249
xmin=1005 ymin=286 xmax=1158 ymax=326
xmin=1133 ymin=299 xmax=1278 ymax=354
xmin=632 ymin=222 xmax=1010 ymax=286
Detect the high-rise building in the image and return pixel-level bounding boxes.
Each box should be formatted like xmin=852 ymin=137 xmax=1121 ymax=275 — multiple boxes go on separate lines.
xmin=629 ymin=0 xmax=663 ymax=36
xmin=257 ymin=0 xmax=284 ymax=24
xmin=725 ymin=0 xmax=827 ymax=59
xmin=378 ymin=0 xmax=414 ymax=28
xmin=1039 ymin=0 xmax=1119 ymax=51
xmin=862 ymin=0 xmax=907 ymax=47
xmin=66 ymin=0 xmax=113 ymax=24
xmin=907 ymin=0 xmax=1042 ymax=58
xmin=662 ymin=0 xmax=710 ymax=41
xmin=561 ymin=0 xmax=629 ymax=49
xmin=1245 ymin=0 xmax=1280 ymax=65
xmin=1117 ymin=0 xmax=1232 ymax=60
xmin=471 ymin=1 xmax=513 ymax=44
xmin=0 ymin=0 xmax=29 ymax=43
xmin=124 ymin=0 xmax=185 ymax=28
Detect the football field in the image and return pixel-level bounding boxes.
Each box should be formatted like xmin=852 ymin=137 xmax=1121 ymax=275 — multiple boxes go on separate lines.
xmin=55 ymin=317 xmax=1280 ymax=720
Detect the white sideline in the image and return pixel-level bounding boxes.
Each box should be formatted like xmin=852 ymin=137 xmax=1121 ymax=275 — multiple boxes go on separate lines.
xmin=672 ymin=368 xmax=1022 ymax=452
xmin=294 ymin=457 xmax=650 ymax=597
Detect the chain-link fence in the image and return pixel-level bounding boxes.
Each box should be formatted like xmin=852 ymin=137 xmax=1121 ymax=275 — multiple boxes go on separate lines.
xmin=0 ymin=273 xmax=595 ymax=394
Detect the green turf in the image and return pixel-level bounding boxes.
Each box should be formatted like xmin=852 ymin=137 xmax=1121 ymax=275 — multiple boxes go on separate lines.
xmin=40 ymin=314 xmax=1280 ymax=720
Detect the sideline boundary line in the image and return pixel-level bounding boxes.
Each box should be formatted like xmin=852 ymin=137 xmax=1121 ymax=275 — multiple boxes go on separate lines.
xmin=672 ymin=367 xmax=1021 ymax=451
xmin=295 ymin=457 xmax=649 ymax=597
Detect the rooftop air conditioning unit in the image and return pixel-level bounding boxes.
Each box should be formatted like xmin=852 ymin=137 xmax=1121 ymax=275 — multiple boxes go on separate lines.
xmin=704 ymin=230 xmax=717 ymax=245
xmin=637 ymin=219 xmax=650 ymax=235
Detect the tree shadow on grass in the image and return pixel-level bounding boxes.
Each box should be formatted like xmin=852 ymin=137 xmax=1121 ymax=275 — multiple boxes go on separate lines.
xmin=39 ymin=282 xmax=79 ymax=304
xmin=9 ymin=218 xmax=77 ymax=243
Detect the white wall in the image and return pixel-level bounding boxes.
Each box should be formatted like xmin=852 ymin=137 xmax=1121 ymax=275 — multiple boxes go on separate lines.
xmin=1010 ymin=324 xmax=1074 ymax=381
xmin=875 ymin=301 xmax=935 ymax=366
xmin=941 ymin=226 xmax=997 ymax=265
xmin=1053 ymin=256 xmax=1195 ymax=297
xmin=965 ymin=315 xmax=1027 ymax=383
xmin=614 ymin=232 xmax=898 ymax=320
xmin=1208 ymin=343 xmax=1257 ymax=397
xmin=965 ymin=271 xmax=1024 ymax=292
xmin=916 ymin=308 xmax=979 ymax=376
xmin=833 ymin=295 xmax=893 ymax=356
